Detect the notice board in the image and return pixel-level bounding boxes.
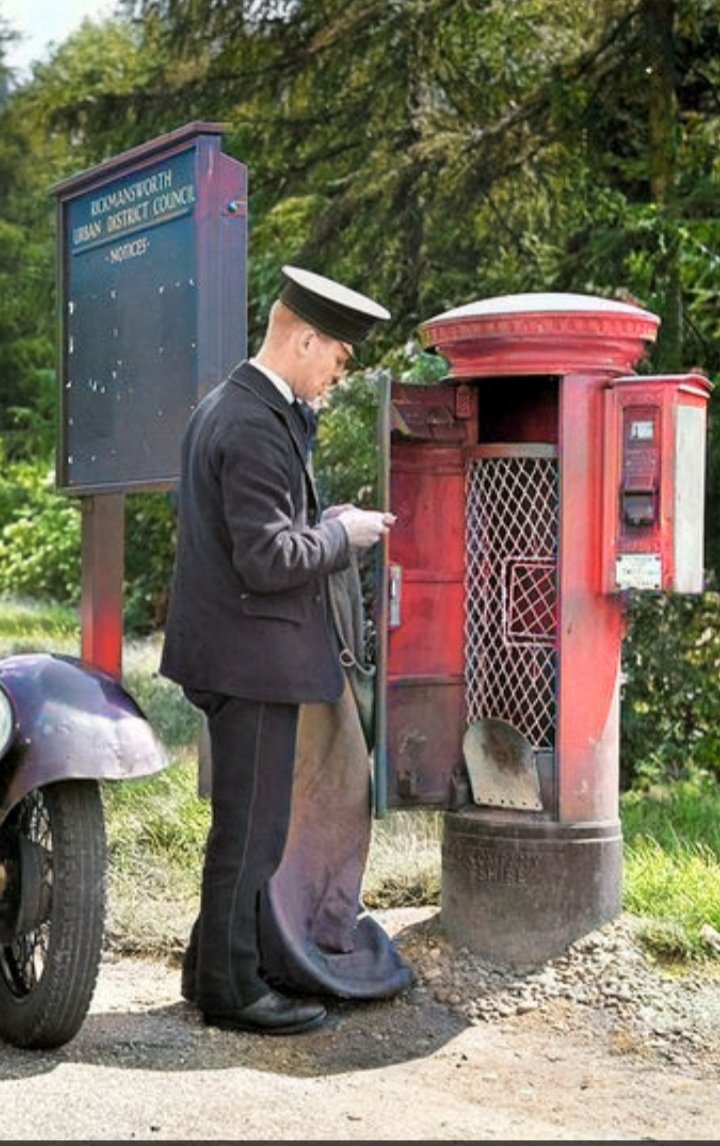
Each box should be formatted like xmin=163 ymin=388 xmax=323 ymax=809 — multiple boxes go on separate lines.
xmin=53 ymin=122 xmax=247 ymax=494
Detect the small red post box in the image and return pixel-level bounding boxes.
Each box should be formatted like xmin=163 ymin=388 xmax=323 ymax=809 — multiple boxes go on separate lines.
xmin=379 ymin=292 xmax=712 ymax=966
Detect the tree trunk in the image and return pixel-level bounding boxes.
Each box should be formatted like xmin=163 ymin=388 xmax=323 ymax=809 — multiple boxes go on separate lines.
xmin=641 ymin=0 xmax=683 ymax=372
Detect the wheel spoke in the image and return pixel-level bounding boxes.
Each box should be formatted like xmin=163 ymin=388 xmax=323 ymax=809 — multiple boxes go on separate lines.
xmin=0 ymin=789 xmax=54 ymax=996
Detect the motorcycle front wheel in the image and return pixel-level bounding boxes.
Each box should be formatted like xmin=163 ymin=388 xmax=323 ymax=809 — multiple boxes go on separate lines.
xmin=0 ymin=779 xmax=107 ymax=1049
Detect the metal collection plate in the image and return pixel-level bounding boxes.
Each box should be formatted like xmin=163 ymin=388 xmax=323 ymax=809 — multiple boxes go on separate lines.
xmin=463 ymin=717 xmax=543 ymax=811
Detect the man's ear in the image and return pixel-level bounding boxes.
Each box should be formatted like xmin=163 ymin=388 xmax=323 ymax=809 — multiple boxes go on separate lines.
xmin=299 ymin=326 xmax=316 ymax=354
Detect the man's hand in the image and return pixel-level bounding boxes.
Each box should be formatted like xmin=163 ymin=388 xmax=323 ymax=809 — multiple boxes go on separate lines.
xmin=330 ymin=506 xmax=396 ymax=549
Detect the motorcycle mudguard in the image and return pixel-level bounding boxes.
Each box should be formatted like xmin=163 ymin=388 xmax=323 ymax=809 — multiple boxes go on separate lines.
xmin=0 ymin=652 xmax=168 ymax=821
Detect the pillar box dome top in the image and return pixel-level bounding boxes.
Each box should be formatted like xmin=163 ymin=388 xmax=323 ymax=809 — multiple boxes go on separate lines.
xmin=418 ymin=291 xmax=661 ymax=377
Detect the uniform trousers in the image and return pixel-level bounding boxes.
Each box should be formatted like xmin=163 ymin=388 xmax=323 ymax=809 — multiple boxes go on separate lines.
xmin=182 ymin=689 xmax=299 ymax=1014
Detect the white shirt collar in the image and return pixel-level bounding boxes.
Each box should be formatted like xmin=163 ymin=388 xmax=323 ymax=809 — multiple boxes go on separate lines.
xmin=249 ymin=357 xmax=294 ymax=405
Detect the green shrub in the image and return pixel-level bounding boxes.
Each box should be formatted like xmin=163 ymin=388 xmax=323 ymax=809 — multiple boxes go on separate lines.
xmin=620 ymin=588 xmax=720 ymax=790
xmin=123 ymin=491 xmax=177 ymax=635
xmin=0 ymin=454 xmax=178 ymax=636
xmin=0 ymin=459 xmax=82 ymax=603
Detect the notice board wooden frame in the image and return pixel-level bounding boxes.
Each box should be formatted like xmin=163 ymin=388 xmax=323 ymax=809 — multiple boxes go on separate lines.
xmin=53 ymin=120 xmax=247 ymax=495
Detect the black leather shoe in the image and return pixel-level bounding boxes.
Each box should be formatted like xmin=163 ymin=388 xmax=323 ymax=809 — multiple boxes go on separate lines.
xmin=203 ymin=988 xmax=327 ymax=1035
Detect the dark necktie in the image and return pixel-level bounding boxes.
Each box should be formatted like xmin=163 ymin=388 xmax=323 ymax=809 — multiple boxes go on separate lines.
xmin=292 ymin=399 xmax=318 ymax=447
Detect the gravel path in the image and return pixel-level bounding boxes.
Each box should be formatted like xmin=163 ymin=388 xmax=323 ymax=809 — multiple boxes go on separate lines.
xmin=1 ymin=907 xmax=719 ymax=1140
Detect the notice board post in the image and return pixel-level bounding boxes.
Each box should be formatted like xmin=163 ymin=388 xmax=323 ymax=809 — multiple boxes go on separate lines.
xmin=53 ymin=122 xmax=247 ymax=676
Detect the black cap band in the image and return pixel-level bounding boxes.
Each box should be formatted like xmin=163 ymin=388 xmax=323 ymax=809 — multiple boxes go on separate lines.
xmin=280 ymin=265 xmax=390 ymax=346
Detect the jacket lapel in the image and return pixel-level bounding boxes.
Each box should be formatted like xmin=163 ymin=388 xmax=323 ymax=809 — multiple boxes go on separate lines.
xmin=228 ymin=362 xmax=320 ymax=514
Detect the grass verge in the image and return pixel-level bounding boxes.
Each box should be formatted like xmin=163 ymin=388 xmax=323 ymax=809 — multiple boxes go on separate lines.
xmin=1 ymin=596 xmax=719 ymax=969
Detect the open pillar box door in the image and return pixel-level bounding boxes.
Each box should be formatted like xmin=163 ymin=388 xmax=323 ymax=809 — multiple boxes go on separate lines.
xmin=373 ymin=293 xmax=712 ymax=967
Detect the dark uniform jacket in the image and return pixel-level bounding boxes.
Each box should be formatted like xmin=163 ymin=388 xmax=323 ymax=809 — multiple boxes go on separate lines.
xmin=160 ymin=361 xmax=351 ymax=703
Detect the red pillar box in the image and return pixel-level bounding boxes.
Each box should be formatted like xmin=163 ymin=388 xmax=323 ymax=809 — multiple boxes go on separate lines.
xmin=386 ymin=292 xmax=710 ymax=966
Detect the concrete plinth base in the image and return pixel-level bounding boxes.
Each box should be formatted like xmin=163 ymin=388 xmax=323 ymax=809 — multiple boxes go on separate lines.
xmin=441 ymin=810 xmax=623 ymax=968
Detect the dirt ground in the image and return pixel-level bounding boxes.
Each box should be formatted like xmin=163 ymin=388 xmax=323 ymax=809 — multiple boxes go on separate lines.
xmin=1 ymin=906 xmax=720 ymax=1141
